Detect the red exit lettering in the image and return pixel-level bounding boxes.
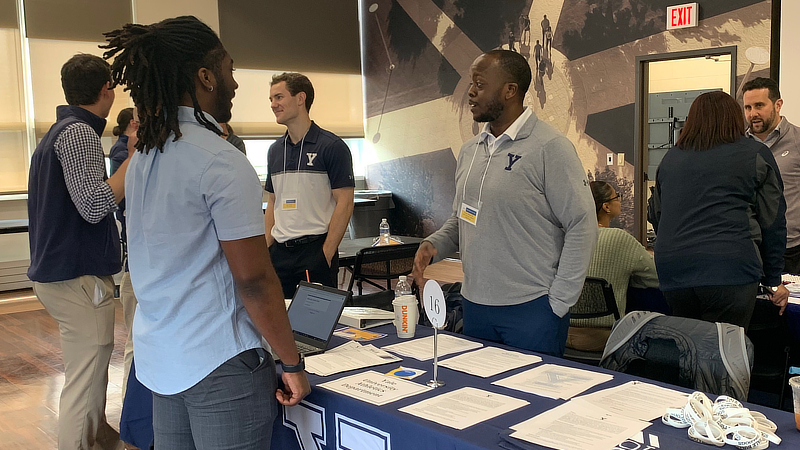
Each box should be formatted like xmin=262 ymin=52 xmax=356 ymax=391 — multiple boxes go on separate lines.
xmin=671 ymin=6 xmax=693 ymax=27
xmin=668 ymin=4 xmax=696 ymax=29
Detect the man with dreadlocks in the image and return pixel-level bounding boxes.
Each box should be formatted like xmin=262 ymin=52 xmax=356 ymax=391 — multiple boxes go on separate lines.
xmin=27 ymin=53 xmax=130 ymax=450
xmin=103 ymin=16 xmax=310 ymax=448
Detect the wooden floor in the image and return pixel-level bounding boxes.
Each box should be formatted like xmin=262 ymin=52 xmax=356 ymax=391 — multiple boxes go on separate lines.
xmin=0 ymin=276 xmax=392 ymax=449
xmin=0 ymin=299 xmax=127 ymax=450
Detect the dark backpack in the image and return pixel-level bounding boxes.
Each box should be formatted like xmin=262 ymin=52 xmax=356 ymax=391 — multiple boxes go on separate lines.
xmin=418 ymin=282 xmax=464 ymax=334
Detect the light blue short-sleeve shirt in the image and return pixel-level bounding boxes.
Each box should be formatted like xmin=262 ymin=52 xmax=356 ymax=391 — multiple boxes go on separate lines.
xmin=126 ymin=106 xmax=265 ymax=395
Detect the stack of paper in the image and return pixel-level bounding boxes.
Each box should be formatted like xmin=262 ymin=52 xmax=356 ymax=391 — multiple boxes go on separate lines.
xmin=381 ymin=334 xmax=483 ymax=360
xmin=317 ymin=370 xmax=429 ymax=406
xmin=338 ymin=307 xmax=395 ymax=329
xmin=492 ymin=364 xmax=613 ymax=399
xmin=508 ymin=399 xmax=651 ymax=450
xmin=305 ymin=342 xmax=401 ymax=376
xmin=398 ymin=387 xmax=529 ymax=429
xmin=438 ymin=347 xmax=542 ymax=377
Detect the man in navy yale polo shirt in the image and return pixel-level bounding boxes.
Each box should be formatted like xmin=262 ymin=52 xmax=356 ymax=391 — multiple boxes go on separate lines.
xmin=266 ymin=72 xmax=355 ymax=298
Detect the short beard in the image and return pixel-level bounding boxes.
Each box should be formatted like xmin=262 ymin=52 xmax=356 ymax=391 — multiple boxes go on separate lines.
xmin=756 ymin=115 xmax=775 ymax=133
xmin=211 ymin=86 xmax=233 ymax=125
xmin=474 ymin=98 xmax=504 ymax=123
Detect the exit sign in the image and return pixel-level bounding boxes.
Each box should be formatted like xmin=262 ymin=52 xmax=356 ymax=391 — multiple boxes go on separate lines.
xmin=667 ymin=3 xmax=698 ymax=30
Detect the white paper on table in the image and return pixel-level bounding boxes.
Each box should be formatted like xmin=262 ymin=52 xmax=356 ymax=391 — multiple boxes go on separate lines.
xmin=381 ymin=334 xmax=483 ymax=360
xmin=509 ymin=399 xmax=651 ymax=450
xmin=574 ymin=380 xmax=688 ymax=421
xmin=398 ymin=387 xmax=529 ymax=430
xmin=782 ymin=274 xmax=800 ymax=293
xmin=438 ymin=347 xmax=542 ymax=377
xmin=492 ymin=364 xmax=613 ymax=399
xmin=317 ymin=370 xmax=430 ymax=406
xmin=327 ymin=341 xmax=363 ymax=353
xmin=305 ymin=344 xmax=401 ymax=376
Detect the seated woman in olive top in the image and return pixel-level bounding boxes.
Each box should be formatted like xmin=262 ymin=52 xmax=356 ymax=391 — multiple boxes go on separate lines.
xmin=566 ymin=181 xmax=659 ymax=352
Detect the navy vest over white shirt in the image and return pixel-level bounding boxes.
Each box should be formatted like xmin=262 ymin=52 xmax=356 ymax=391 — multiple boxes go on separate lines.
xmin=27 ymin=105 xmax=121 ymax=282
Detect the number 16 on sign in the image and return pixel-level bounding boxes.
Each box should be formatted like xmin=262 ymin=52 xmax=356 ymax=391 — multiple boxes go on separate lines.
xmin=423 ymin=280 xmax=447 ymax=388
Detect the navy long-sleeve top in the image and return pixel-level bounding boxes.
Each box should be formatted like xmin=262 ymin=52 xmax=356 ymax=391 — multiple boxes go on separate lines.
xmin=109 ymin=135 xmax=128 ymax=219
xmin=652 ymin=136 xmax=786 ymax=290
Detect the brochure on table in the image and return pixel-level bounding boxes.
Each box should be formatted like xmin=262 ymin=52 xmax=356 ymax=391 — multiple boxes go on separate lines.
xmin=574 ymin=380 xmax=688 ymax=421
xmin=317 ymin=370 xmax=430 ymax=406
xmin=492 ymin=364 xmax=613 ymax=399
xmin=381 ymin=334 xmax=483 ymax=361
xmin=333 ymin=326 xmax=388 ymax=342
xmin=398 ymin=387 xmax=529 ymax=430
xmin=438 ymin=346 xmax=542 ymax=378
xmin=305 ymin=342 xmax=401 ymax=377
xmin=509 ymin=399 xmax=651 ymax=450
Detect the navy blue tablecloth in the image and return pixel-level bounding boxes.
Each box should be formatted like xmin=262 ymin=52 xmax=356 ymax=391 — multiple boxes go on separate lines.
xmin=120 ymin=358 xmax=154 ymax=450
xmin=271 ymin=324 xmax=800 ymax=450
xmin=785 ymin=301 xmax=800 ymax=342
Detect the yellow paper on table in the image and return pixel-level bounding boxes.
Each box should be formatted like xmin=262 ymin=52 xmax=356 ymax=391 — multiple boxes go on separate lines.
xmin=333 ymin=326 xmax=388 ymax=342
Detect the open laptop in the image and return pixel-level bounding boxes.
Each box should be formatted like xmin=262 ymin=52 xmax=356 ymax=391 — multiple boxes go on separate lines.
xmin=286 ymin=281 xmax=351 ymax=357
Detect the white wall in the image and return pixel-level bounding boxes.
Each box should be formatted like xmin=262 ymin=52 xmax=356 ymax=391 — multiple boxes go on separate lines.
xmin=649 ymin=55 xmax=732 ymax=94
xmin=780 ymin=1 xmax=800 ymax=119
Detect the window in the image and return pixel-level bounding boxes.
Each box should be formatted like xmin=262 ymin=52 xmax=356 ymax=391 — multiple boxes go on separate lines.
xmin=243 ymin=137 xmax=376 ymax=181
xmin=0 ymin=23 xmax=28 ymax=193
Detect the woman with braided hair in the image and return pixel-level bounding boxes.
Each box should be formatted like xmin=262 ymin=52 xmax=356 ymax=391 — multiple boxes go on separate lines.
xmin=102 ymin=16 xmax=309 ymax=449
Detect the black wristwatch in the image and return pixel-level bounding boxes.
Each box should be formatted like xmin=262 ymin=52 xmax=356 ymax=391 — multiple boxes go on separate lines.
xmin=280 ymin=354 xmax=305 ymax=373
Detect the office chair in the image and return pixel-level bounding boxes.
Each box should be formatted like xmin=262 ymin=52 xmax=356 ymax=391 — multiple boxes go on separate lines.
xmin=346 ymin=243 xmax=420 ymax=295
xmin=601 ymin=311 xmax=754 ymax=400
xmin=563 ymin=277 xmax=621 ymax=366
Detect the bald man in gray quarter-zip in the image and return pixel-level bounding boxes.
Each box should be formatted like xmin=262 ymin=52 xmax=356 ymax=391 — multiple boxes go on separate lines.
xmin=413 ymin=50 xmax=596 ymax=357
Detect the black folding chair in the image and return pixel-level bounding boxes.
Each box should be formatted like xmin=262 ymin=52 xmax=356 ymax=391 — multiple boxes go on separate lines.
xmin=346 ymin=243 xmax=420 ymax=295
xmin=747 ymin=297 xmax=792 ymax=410
xmin=563 ymin=277 xmax=620 ymax=366
xmin=347 ymin=289 xmax=396 ymax=310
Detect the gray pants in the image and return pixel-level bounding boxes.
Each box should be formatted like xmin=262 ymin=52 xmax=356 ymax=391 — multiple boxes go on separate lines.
xmin=153 ymin=349 xmax=279 ymax=449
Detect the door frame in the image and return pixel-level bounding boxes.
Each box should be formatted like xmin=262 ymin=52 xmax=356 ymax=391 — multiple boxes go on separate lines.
xmin=633 ymin=46 xmax=738 ymax=243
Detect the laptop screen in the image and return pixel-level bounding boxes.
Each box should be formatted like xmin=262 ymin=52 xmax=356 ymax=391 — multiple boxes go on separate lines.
xmin=287 ymin=282 xmax=348 ymax=342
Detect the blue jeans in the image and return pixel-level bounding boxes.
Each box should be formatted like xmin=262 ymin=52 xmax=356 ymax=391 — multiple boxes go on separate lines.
xmin=462 ymin=295 xmax=570 ymax=357
xmin=152 ymin=349 xmax=279 ymax=450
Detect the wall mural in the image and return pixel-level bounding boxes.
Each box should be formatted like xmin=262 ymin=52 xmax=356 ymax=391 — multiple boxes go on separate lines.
xmin=361 ymin=0 xmax=771 ymax=236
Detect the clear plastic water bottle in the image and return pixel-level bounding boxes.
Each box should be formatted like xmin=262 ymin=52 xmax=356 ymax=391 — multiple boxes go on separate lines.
xmin=379 ymin=218 xmax=390 ymax=245
xmin=392 ymin=275 xmax=418 ymax=338
xmin=395 ymin=275 xmax=412 ymax=297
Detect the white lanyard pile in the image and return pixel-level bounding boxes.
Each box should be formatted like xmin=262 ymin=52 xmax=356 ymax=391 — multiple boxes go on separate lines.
xmin=662 ymin=392 xmax=780 ymax=449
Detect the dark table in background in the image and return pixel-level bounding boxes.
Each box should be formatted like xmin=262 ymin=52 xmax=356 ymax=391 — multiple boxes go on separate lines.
xmin=338 ymin=235 xmax=424 ymax=267
xmin=0 ymin=219 xmax=28 ymax=234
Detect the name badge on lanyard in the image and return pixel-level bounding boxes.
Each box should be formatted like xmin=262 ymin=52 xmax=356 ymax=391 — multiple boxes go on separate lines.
xmin=459 ymin=140 xmax=491 ymax=226
xmin=459 ymin=200 xmax=481 ymax=226
xmin=281 ymin=129 xmax=308 ymax=212
xmin=282 ymin=198 xmax=298 ymax=210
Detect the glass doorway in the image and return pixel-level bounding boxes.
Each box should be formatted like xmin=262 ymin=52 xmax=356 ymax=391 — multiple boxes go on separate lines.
xmin=633 ymin=47 xmax=737 ymax=245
